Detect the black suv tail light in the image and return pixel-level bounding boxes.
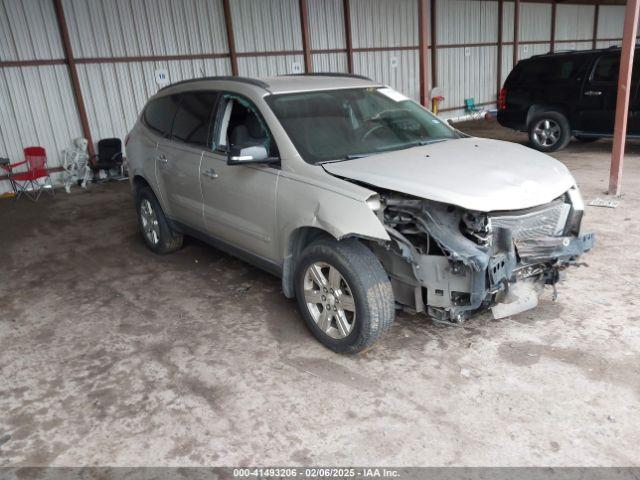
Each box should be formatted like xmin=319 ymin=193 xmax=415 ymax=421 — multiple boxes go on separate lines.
xmin=498 ymin=88 xmax=507 ymax=110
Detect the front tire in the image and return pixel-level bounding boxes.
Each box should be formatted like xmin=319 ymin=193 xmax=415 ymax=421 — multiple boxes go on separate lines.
xmin=136 ymin=186 xmax=183 ymax=254
xmin=294 ymin=238 xmax=394 ymax=354
xmin=528 ymin=111 xmax=571 ymax=152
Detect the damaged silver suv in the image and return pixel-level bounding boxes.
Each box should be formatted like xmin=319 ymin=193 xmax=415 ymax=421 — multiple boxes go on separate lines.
xmin=127 ymin=74 xmax=594 ymax=353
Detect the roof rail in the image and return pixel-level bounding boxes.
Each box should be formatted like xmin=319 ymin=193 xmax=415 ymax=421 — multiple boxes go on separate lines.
xmin=283 ymin=72 xmax=373 ymax=81
xmin=158 ymin=76 xmax=269 ymax=92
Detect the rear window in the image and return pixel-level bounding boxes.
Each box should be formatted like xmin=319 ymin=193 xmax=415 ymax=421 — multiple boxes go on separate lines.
xmin=171 ymin=92 xmax=219 ymax=147
xmin=143 ymin=95 xmax=180 ymax=137
xmin=508 ymin=57 xmax=580 ymax=85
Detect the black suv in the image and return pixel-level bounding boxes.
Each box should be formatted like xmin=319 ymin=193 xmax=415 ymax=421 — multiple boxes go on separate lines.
xmin=498 ymin=47 xmax=639 ymax=152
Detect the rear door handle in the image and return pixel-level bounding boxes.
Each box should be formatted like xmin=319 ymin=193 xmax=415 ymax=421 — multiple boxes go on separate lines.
xmin=584 ymin=90 xmax=602 ymax=96
xmin=202 ymin=168 xmax=219 ymax=179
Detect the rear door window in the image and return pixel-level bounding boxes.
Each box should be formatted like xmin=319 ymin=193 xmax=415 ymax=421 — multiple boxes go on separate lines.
xmin=590 ymin=54 xmax=639 ymax=85
xmin=171 ymin=92 xmax=220 ymax=148
xmin=592 ymin=55 xmax=620 ymax=83
xmin=143 ymin=95 xmax=180 ymax=138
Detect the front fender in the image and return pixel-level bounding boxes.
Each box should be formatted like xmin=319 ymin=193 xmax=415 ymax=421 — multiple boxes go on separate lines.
xmin=276 ymin=172 xmax=390 ymax=298
xmin=277 ymin=174 xmax=390 ymax=259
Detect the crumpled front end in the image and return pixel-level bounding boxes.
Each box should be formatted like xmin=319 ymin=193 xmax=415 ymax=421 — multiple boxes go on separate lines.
xmin=369 ymin=187 xmax=595 ymax=323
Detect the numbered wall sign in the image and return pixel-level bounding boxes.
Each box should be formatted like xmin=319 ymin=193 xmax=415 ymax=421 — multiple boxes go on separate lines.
xmin=154 ymin=68 xmax=169 ymax=87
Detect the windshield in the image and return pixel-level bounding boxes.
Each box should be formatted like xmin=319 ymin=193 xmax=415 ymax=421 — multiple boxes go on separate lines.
xmin=265 ymin=87 xmax=458 ymax=164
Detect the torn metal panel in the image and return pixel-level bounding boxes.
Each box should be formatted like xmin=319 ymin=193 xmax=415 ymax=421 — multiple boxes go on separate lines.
xmin=372 ymin=192 xmax=594 ymax=322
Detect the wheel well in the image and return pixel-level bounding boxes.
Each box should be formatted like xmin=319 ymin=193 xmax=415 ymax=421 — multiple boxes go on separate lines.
xmin=526 ymin=104 xmax=570 ymax=129
xmin=132 ymin=175 xmax=150 ymax=197
xmin=282 ymin=227 xmax=335 ymax=298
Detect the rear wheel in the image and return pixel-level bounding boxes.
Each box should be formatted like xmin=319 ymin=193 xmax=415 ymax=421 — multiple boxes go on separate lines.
xmin=136 ymin=186 xmax=183 ymax=254
xmin=528 ymin=111 xmax=571 ymax=152
xmin=294 ymin=238 xmax=394 ymax=354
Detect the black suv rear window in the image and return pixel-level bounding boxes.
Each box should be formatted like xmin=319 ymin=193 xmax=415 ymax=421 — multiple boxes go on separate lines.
xmin=509 ymin=57 xmax=579 ymax=85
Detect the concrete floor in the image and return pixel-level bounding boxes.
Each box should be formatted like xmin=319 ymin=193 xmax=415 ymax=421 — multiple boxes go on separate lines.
xmin=1 ymin=120 xmax=639 ymax=467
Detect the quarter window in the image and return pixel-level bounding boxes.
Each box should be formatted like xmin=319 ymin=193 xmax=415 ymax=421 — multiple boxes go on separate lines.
xmin=143 ymin=95 xmax=180 ymax=137
xmin=171 ymin=92 xmax=219 ymax=147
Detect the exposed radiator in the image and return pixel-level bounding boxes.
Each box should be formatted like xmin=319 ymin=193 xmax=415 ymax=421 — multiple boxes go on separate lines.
xmin=490 ymin=201 xmax=571 ymax=241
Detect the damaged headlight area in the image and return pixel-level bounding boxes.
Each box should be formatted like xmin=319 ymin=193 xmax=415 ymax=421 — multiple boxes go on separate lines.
xmin=369 ymin=191 xmax=594 ymax=323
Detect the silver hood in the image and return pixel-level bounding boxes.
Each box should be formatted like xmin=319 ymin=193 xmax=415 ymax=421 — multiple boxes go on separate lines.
xmin=322 ymin=138 xmax=576 ymax=212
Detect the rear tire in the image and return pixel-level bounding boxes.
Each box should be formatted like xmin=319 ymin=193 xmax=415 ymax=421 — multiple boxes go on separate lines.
xmin=294 ymin=238 xmax=394 ymax=354
xmin=136 ymin=186 xmax=183 ymax=254
xmin=528 ymin=111 xmax=571 ymax=152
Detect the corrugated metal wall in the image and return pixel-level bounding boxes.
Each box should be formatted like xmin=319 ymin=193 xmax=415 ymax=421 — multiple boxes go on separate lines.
xmin=63 ymin=0 xmax=233 ymax=150
xmin=0 ymin=0 xmax=630 ymax=194
xmin=0 ymin=0 xmax=82 ymax=193
xmin=309 ymin=0 xmax=348 ymax=73
xmin=597 ymin=5 xmax=625 ymax=48
xmin=350 ymin=0 xmax=419 ymax=100
xmin=436 ymin=0 xmax=498 ymax=116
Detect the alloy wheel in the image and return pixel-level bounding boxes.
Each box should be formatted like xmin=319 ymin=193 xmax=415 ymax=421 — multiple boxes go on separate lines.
xmin=303 ymin=262 xmax=356 ymax=339
xmin=140 ymin=198 xmax=160 ymax=245
xmin=532 ymin=119 xmax=561 ymax=148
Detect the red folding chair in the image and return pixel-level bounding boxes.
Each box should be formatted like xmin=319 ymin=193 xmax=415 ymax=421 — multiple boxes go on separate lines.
xmin=1 ymin=147 xmax=55 ymax=201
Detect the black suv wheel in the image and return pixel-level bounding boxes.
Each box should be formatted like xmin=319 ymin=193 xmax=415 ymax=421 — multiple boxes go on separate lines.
xmin=528 ymin=111 xmax=571 ymax=152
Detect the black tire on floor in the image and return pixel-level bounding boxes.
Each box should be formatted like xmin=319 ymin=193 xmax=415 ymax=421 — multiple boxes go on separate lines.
xmin=294 ymin=238 xmax=395 ymax=354
xmin=136 ymin=186 xmax=183 ymax=254
xmin=574 ymin=135 xmax=599 ymax=143
xmin=528 ymin=111 xmax=571 ymax=152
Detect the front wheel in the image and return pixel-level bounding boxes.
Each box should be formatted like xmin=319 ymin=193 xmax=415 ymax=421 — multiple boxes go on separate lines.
xmin=136 ymin=186 xmax=183 ymax=254
xmin=528 ymin=111 xmax=571 ymax=152
xmin=294 ymin=238 xmax=395 ymax=354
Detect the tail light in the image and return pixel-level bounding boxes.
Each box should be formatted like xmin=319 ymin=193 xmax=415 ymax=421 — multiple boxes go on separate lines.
xmin=498 ymin=88 xmax=507 ymax=110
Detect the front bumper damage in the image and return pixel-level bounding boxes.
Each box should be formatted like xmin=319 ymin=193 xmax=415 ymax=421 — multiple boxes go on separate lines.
xmin=371 ymin=194 xmax=595 ymax=323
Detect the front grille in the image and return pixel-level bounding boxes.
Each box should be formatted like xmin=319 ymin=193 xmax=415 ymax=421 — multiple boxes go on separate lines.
xmin=490 ymin=201 xmax=571 ymax=241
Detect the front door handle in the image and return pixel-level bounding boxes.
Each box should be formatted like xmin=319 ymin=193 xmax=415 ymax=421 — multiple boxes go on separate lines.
xmin=584 ymin=90 xmax=602 ymax=96
xmin=157 ymin=154 xmax=168 ymax=164
xmin=202 ymin=168 xmax=219 ymax=179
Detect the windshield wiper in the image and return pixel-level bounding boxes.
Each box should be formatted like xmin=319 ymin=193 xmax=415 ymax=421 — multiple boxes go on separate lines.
xmin=319 ymin=153 xmax=371 ymax=164
xmin=320 ymin=138 xmax=452 ymax=164
xmin=410 ymin=138 xmax=450 ymax=147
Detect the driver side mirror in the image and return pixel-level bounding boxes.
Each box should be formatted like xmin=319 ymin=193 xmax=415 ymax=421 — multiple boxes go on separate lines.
xmin=227 ymin=145 xmax=275 ymax=165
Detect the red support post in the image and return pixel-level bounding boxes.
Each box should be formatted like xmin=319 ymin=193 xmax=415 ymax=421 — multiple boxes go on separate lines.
xmin=222 ymin=0 xmax=238 ymax=76
xmin=52 ymin=0 xmax=94 ymax=156
xmin=513 ymin=0 xmax=520 ymax=67
xmin=609 ymin=0 xmax=640 ymax=196
xmin=299 ymin=0 xmax=313 ymax=73
xmin=497 ymin=0 xmax=504 ymax=99
xmin=592 ymin=5 xmax=599 ymax=50
xmin=550 ymin=0 xmax=556 ymax=54
xmin=343 ymin=0 xmax=353 ymax=73
xmin=418 ymin=0 xmax=429 ymax=107
xmin=430 ymin=0 xmax=437 ymax=89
